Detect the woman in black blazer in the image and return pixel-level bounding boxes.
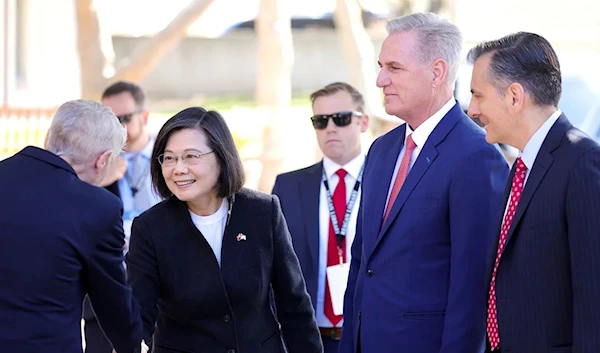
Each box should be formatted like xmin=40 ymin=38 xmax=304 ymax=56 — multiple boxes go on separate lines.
xmin=126 ymin=107 xmax=323 ymax=353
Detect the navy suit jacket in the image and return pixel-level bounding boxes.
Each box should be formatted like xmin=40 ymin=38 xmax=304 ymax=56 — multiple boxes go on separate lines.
xmin=339 ymin=104 xmax=509 ymax=353
xmin=272 ymin=162 xmax=324 ymax=311
xmin=126 ymin=188 xmax=322 ymax=353
xmin=0 ymin=147 xmax=142 ymax=353
xmin=487 ymin=115 xmax=600 ymax=353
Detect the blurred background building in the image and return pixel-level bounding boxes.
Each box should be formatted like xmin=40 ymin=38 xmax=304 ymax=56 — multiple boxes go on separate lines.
xmin=1 ymin=0 xmax=599 ymax=189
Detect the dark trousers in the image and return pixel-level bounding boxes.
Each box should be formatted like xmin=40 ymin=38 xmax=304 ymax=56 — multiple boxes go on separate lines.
xmin=322 ymin=336 xmax=340 ymax=353
xmin=83 ymin=298 xmax=113 ymax=353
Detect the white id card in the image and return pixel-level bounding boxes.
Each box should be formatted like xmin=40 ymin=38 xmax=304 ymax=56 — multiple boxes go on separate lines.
xmin=326 ymin=263 xmax=350 ymax=316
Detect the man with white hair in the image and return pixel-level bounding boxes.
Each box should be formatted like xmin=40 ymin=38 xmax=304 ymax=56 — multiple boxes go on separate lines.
xmin=339 ymin=13 xmax=509 ymax=353
xmin=0 ymin=99 xmax=144 ymax=353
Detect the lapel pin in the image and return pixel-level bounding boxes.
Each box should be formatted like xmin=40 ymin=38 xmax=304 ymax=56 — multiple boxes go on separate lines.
xmin=236 ymin=233 xmax=247 ymax=242
xmin=426 ymin=156 xmax=431 ymax=164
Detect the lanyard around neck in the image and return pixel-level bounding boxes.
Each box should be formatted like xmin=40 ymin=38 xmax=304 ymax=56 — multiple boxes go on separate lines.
xmin=322 ymin=163 xmax=364 ymax=248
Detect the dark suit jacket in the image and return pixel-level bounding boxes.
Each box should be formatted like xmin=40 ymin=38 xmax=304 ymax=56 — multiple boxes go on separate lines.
xmin=83 ymin=180 xmax=121 ymax=321
xmin=0 ymin=146 xmax=142 ymax=353
xmin=272 ymin=162 xmax=324 ymax=311
xmin=126 ymin=188 xmax=323 ymax=353
xmin=487 ymin=115 xmax=600 ymax=353
xmin=340 ymin=104 xmax=509 ymax=353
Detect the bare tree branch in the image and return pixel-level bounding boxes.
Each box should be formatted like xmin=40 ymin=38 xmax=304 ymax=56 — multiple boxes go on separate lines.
xmin=76 ymin=0 xmax=218 ymax=99
xmin=255 ymin=0 xmax=294 ymax=192
xmin=111 ymin=0 xmax=218 ymax=83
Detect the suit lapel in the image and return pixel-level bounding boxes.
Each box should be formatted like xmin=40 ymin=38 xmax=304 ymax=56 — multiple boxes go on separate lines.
xmin=375 ymin=106 xmax=462 ymax=247
xmin=173 ymin=199 xmax=224 ymax=272
xmin=362 ymin=126 xmax=406 ymax=261
xmin=377 ymin=143 xmax=439 ymax=239
xmin=299 ymin=163 xmax=322 ymax=269
xmin=502 ymin=115 xmax=570 ymax=252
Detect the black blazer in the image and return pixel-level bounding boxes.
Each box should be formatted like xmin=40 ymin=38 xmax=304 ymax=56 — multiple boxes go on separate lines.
xmin=487 ymin=115 xmax=600 ymax=353
xmin=83 ymin=180 xmax=121 ymax=321
xmin=0 ymin=147 xmax=142 ymax=353
xmin=126 ymin=188 xmax=323 ymax=353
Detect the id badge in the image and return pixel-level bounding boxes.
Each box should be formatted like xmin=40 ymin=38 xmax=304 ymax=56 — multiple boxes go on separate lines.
xmin=326 ymin=263 xmax=350 ymax=316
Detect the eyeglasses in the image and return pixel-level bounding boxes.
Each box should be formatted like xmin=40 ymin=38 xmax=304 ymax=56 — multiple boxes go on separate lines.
xmin=157 ymin=150 xmax=214 ymax=167
xmin=310 ymin=111 xmax=363 ymax=130
xmin=116 ymin=110 xmax=143 ymax=125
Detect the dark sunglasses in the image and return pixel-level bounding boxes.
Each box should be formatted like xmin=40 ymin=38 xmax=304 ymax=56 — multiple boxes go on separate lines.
xmin=116 ymin=110 xmax=143 ymax=125
xmin=310 ymin=111 xmax=364 ymax=130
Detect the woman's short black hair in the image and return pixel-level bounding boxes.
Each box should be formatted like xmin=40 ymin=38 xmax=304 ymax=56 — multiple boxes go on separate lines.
xmin=150 ymin=107 xmax=245 ymax=199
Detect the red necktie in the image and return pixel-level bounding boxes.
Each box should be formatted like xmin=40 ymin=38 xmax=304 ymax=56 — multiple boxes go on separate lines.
xmin=487 ymin=157 xmax=528 ymax=350
xmin=383 ymin=134 xmax=417 ymax=224
xmin=324 ymin=168 xmax=348 ymax=326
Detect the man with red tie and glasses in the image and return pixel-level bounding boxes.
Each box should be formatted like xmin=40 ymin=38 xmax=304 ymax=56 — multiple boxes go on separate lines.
xmin=468 ymin=32 xmax=600 ymax=353
xmin=272 ymin=82 xmax=369 ymax=353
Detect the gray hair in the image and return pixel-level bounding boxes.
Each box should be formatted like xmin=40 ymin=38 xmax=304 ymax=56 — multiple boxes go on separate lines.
xmin=386 ymin=12 xmax=463 ymax=87
xmin=46 ymin=99 xmax=126 ymax=164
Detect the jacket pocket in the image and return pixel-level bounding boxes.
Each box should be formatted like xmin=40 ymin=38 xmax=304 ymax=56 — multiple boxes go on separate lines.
xmin=402 ymin=311 xmax=446 ymax=320
xmin=261 ymin=329 xmax=281 ymax=344
xmin=154 ymin=343 xmax=193 ymax=353
xmin=549 ymin=346 xmax=572 ymax=353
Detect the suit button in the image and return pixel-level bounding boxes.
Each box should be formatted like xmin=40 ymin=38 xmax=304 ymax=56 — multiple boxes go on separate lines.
xmin=358 ymin=311 xmax=362 ymax=319
xmin=223 ymin=314 xmax=231 ymax=322
xmin=367 ymin=269 xmax=374 ymax=277
xmin=228 ymin=350 xmax=235 ymax=353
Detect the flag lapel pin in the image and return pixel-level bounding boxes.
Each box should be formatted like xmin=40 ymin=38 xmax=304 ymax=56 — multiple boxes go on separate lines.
xmin=236 ymin=233 xmax=247 ymax=242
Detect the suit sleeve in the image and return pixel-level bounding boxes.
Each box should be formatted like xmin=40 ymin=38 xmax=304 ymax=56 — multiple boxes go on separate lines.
xmin=86 ymin=203 xmax=143 ymax=353
xmin=339 ymin=140 xmax=375 ymax=353
xmin=566 ymin=148 xmax=600 ymax=353
xmin=338 ymin=199 xmax=363 ymax=353
xmin=269 ymin=195 xmax=323 ymax=353
xmin=441 ymin=146 xmax=509 ymax=353
xmin=271 ymin=175 xmax=281 ymax=196
xmin=126 ymin=216 xmax=161 ymax=345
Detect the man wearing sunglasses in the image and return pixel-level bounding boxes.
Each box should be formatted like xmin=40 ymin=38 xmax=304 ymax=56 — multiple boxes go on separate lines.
xmin=272 ymin=82 xmax=369 ymax=353
xmin=84 ymin=81 xmax=161 ymax=353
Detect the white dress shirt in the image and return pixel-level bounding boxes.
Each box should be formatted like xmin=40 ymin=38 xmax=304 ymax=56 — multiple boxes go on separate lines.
xmin=316 ymin=153 xmax=365 ymax=327
xmin=189 ymin=198 xmax=229 ymax=267
xmin=502 ymin=109 xmax=562 ymax=217
xmin=519 ymin=109 xmax=562 ymax=183
xmin=384 ymin=98 xmax=456 ymax=211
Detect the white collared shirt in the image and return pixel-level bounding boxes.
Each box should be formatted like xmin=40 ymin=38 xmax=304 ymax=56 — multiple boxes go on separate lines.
xmin=384 ymin=98 xmax=456 ymax=211
xmin=501 ymin=109 xmax=562 ymax=217
xmin=316 ymin=153 xmax=365 ymax=327
xmin=519 ymin=109 xmax=562 ymax=183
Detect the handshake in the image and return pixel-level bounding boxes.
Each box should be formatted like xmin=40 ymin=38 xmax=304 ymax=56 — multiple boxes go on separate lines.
xmin=111 ymin=340 xmax=149 ymax=353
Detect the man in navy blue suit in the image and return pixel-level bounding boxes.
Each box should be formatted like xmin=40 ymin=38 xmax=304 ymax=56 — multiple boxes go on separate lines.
xmin=273 ymin=82 xmax=369 ymax=353
xmin=339 ymin=13 xmax=509 ymax=353
xmin=0 ymin=100 xmax=143 ymax=353
xmin=468 ymin=32 xmax=600 ymax=353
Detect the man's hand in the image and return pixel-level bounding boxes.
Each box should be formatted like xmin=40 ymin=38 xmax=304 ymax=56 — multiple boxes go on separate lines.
xmin=142 ymin=340 xmax=149 ymax=353
xmin=110 ymin=340 xmax=148 ymax=353
xmin=100 ymin=156 xmax=128 ymax=187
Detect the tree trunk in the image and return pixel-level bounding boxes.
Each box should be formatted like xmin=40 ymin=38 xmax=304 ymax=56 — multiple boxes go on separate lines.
xmin=334 ymin=0 xmax=395 ymax=135
xmin=76 ymin=0 xmax=218 ymax=100
xmin=255 ymin=0 xmax=294 ymax=192
xmin=75 ymin=0 xmax=114 ymax=100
